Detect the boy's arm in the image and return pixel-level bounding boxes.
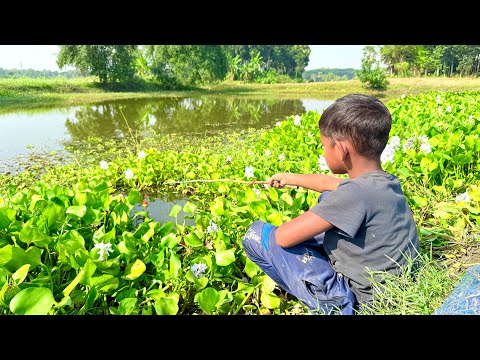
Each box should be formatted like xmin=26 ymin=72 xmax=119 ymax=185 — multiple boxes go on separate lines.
xmin=275 ymin=210 xmax=333 ymax=248
xmin=268 ymin=173 xmax=340 ymax=192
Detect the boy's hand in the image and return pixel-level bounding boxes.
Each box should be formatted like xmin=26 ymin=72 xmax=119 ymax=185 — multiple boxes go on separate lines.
xmin=267 ymin=173 xmax=290 ymax=188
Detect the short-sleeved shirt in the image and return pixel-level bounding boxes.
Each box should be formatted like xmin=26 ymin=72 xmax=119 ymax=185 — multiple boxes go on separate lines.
xmin=309 ymin=170 xmax=420 ymax=304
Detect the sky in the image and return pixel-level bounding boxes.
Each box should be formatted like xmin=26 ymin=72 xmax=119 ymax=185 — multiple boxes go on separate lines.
xmin=0 ymin=45 xmax=365 ymax=71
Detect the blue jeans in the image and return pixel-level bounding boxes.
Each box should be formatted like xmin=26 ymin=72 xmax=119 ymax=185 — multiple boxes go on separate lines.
xmin=242 ymin=192 xmax=358 ymax=315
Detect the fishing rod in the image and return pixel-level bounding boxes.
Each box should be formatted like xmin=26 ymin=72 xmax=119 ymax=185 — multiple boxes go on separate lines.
xmin=163 ymin=179 xmax=298 ymax=188
xmin=163 ymin=179 xmax=269 ymax=185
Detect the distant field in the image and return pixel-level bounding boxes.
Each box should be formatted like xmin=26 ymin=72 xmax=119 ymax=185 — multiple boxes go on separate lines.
xmin=1 ymin=76 xmax=480 ymax=113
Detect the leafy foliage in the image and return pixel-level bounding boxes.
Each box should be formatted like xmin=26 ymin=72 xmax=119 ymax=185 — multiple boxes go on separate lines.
xmin=57 ymin=45 xmax=138 ymax=84
xmin=1 ymin=91 xmax=480 ymax=314
xmin=142 ymin=45 xmax=229 ymax=87
xmin=356 ymin=46 xmax=388 ymax=90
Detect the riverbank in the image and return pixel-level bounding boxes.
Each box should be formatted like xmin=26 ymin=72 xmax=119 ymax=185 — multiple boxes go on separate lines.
xmin=1 ymin=76 xmax=480 ymax=114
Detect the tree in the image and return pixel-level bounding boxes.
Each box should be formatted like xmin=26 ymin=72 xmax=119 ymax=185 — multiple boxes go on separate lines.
xmin=356 ymin=46 xmax=388 ymax=90
xmin=142 ymin=45 xmax=228 ymax=87
xmin=223 ymin=45 xmax=310 ymax=79
xmin=57 ymin=45 xmax=137 ymax=83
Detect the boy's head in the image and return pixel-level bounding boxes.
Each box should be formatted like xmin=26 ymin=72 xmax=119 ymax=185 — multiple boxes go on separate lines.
xmin=319 ymin=94 xmax=392 ymax=160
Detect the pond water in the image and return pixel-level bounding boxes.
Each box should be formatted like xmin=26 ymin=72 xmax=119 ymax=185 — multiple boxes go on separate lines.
xmin=0 ymin=94 xmax=335 ymax=223
xmin=0 ymin=95 xmax=334 ymax=162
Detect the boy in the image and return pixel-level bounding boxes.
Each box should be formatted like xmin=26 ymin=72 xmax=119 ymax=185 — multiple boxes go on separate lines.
xmin=242 ymin=94 xmax=420 ymax=315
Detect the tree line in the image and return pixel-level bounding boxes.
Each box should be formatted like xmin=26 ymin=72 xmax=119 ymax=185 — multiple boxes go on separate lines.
xmin=379 ymin=45 xmax=480 ymax=77
xmin=56 ymin=45 xmax=311 ymax=86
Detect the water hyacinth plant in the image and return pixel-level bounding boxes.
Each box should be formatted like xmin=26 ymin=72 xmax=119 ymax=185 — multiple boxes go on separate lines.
xmin=0 ymin=90 xmax=479 ymax=315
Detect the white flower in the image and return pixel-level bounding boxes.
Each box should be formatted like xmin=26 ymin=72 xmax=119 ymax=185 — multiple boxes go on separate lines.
xmin=245 ymin=165 xmax=254 ymax=179
xmin=276 ymin=122 xmax=282 ymax=127
xmin=403 ymin=138 xmax=414 ymax=151
xmin=278 ymin=154 xmax=285 ymax=161
xmin=124 ymin=168 xmax=134 ymax=180
xmin=94 ymin=242 xmax=114 ymax=261
xmin=389 ymin=136 xmax=401 ymax=150
xmin=99 ymin=160 xmax=109 ymax=170
xmin=191 ymin=263 xmax=208 ymax=278
xmin=401 ymin=94 xmax=405 ymax=99
xmin=253 ymin=188 xmax=261 ymax=198
xmin=420 ymin=142 xmax=432 ymax=154
xmin=206 ymin=220 xmax=219 ymax=233
xmin=242 ymin=277 xmax=249 ymax=283
xmin=263 ymin=183 xmax=269 ymax=189
xmin=455 ymin=192 xmax=470 ymax=203
xmin=380 ymin=144 xmax=395 ymax=163
xmin=436 ymin=95 xmax=441 ymax=104
xmin=226 ymin=155 xmax=232 ymax=163
xmin=418 ymin=135 xmax=429 ymax=144
xmin=137 ymin=150 xmax=146 ymax=159
xmin=307 ymin=132 xmax=313 ymax=137
xmin=469 ymin=115 xmax=474 ymax=120
xmin=264 ymin=149 xmax=271 ymax=157
xmin=294 ymin=115 xmax=301 ymax=126
xmin=318 ymin=155 xmax=329 ymax=171
xmin=446 ymin=106 xmax=452 ymax=113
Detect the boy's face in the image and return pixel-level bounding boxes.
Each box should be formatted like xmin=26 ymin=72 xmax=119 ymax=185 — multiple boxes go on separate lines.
xmin=320 ymin=134 xmax=347 ymax=174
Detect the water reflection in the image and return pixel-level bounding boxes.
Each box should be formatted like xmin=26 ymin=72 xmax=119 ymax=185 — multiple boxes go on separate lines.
xmin=131 ymin=194 xmax=196 ymax=227
xmin=0 ymin=95 xmax=334 ymax=163
xmin=64 ymin=96 xmax=312 ymax=142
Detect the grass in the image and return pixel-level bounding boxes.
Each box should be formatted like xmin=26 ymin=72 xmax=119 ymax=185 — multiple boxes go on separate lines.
xmin=2 ymin=76 xmax=480 ymax=114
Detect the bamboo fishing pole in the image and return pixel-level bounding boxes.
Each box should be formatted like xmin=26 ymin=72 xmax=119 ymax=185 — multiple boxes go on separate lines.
xmin=163 ymin=179 xmax=299 ymax=188
xmin=164 ymin=179 xmax=268 ymax=185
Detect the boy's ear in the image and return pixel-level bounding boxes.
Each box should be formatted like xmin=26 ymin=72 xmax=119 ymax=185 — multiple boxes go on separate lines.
xmin=336 ymin=141 xmax=350 ymax=160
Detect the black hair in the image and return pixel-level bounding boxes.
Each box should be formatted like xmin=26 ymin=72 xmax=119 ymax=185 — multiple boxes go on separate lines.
xmin=319 ymin=94 xmax=392 ymax=159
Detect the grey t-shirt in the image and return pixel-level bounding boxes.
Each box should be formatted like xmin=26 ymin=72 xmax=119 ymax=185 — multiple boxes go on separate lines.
xmin=309 ymin=171 xmax=420 ymax=304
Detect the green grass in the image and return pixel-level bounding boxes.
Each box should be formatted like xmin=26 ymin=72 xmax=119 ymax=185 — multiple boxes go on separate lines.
xmin=2 ymin=76 xmax=480 ymax=114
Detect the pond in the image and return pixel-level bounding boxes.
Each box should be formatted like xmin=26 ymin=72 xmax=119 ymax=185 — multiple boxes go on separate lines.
xmin=0 ymin=94 xmax=335 ymax=224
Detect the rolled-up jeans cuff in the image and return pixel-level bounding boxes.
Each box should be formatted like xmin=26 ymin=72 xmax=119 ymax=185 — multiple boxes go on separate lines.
xmin=261 ymin=222 xmax=275 ymax=250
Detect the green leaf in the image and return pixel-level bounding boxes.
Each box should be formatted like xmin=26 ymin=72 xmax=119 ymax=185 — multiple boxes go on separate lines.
xmin=42 ymin=202 xmax=65 ymax=231
xmin=154 ymin=296 xmax=179 ymax=315
xmin=469 ymin=185 xmax=480 ymax=202
xmin=127 ymin=189 xmax=142 ymax=205
xmin=194 ymin=277 xmax=209 ymax=290
xmin=411 ymin=196 xmax=428 ymax=207
xmin=195 ymin=287 xmax=220 ymax=314
xmin=268 ymin=187 xmax=279 ymax=202
xmin=244 ymin=257 xmax=260 ymax=278
xmin=0 ymin=208 xmax=16 ymax=230
xmin=66 ymin=205 xmax=87 ymax=218
xmin=260 ymin=292 xmax=281 ymax=309
xmin=267 ymin=212 xmax=283 ymax=226
xmin=210 ymin=198 xmax=224 ymax=216
xmin=10 ymin=287 xmax=55 ymax=315
xmin=244 ymin=188 xmax=258 ymax=202
xmin=215 ymin=249 xmax=235 ymax=266
xmin=184 ymin=232 xmax=203 ymax=247
xmin=12 ymin=264 xmax=30 ymax=286
xmin=122 ymin=259 xmax=146 ymax=280
xmin=0 ymin=245 xmax=42 ymax=273
xmin=169 ymin=204 xmax=182 ymax=218
xmin=0 ymin=245 xmax=13 ymax=267
xmin=280 ymin=192 xmax=293 ymax=207
xmin=19 ymin=221 xmax=51 ymax=247
xmin=62 ymin=269 xmax=85 ymax=297
xmin=183 ymin=201 xmax=197 ymax=214
xmin=114 ymin=298 xmax=138 ymax=315
xmin=73 ymin=192 xmax=88 ymax=205
xmin=169 ymin=253 xmax=181 ymax=277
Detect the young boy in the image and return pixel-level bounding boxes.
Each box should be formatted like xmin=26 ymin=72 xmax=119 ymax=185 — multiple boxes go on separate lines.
xmin=242 ymin=94 xmax=420 ymax=315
